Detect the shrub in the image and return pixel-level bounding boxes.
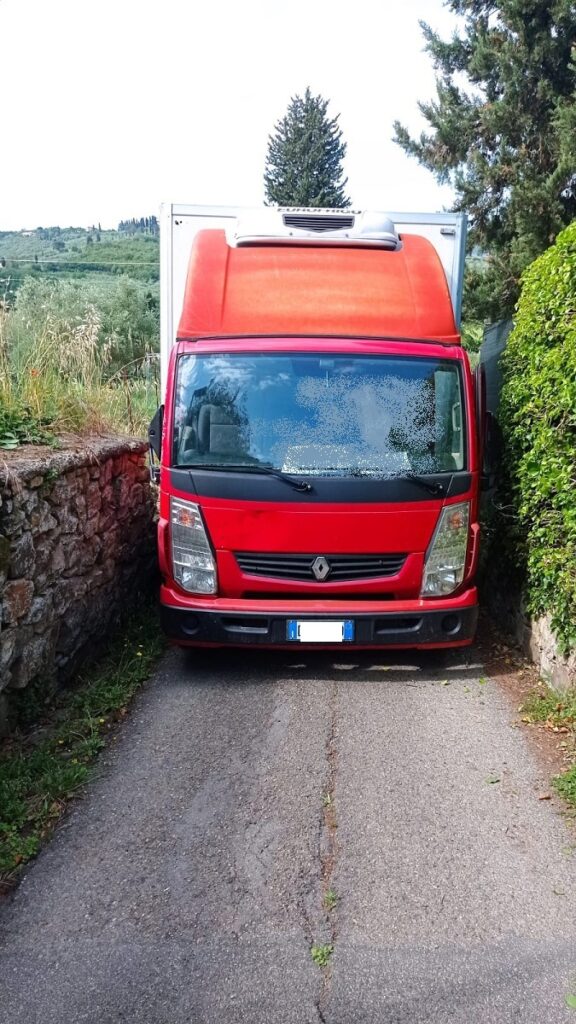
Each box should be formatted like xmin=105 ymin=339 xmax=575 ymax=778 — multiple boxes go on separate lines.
xmin=498 ymin=222 xmax=576 ymax=652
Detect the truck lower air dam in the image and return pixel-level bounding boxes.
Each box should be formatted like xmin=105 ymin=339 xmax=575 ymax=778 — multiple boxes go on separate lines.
xmin=160 ymin=607 xmax=479 ymax=649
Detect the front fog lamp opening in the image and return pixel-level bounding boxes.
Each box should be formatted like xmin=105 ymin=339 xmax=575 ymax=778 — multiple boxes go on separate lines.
xmin=422 ymin=501 xmax=470 ymax=598
xmin=170 ymin=497 xmax=217 ymax=595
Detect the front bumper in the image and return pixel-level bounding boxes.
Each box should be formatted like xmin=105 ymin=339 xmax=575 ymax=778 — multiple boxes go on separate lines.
xmin=160 ymin=597 xmax=478 ymax=649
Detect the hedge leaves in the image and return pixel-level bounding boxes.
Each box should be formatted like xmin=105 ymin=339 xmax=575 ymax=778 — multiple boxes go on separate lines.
xmin=499 ymin=223 xmax=576 ymax=652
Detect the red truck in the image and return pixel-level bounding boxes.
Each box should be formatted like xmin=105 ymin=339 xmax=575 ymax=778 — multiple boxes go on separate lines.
xmin=150 ymin=207 xmax=484 ymax=649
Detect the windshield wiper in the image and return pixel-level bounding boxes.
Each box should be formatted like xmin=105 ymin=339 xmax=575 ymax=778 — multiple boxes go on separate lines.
xmin=329 ymin=467 xmax=446 ymax=496
xmin=400 ymin=472 xmax=446 ymax=496
xmin=185 ymin=463 xmax=313 ymax=493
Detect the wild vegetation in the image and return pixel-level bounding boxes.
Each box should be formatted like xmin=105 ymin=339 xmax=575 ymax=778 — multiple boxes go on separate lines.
xmin=0 ymin=609 xmax=163 ymax=883
xmin=0 ymin=222 xmax=160 ymax=446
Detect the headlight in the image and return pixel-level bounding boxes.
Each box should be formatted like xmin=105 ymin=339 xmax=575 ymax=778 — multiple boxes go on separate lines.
xmin=170 ymin=497 xmax=217 ymax=594
xmin=421 ymin=502 xmax=470 ymax=597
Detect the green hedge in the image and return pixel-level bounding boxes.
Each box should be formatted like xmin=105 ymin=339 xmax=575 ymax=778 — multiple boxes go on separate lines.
xmin=499 ymin=223 xmax=576 ymax=653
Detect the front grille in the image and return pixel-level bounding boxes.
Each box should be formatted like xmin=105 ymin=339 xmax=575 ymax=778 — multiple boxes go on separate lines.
xmin=282 ymin=214 xmax=355 ymax=232
xmin=235 ymin=552 xmax=406 ymax=583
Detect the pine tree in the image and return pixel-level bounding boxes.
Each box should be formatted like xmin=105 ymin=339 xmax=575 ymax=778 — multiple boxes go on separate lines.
xmin=393 ymin=2 xmax=576 ymax=319
xmin=264 ymin=87 xmax=350 ymax=208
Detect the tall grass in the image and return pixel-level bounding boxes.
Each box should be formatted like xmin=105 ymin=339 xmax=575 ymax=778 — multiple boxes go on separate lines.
xmin=0 ymin=280 xmax=159 ymax=446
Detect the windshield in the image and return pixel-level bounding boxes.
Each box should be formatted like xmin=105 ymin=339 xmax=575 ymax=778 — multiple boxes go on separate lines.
xmin=173 ymin=353 xmax=466 ymax=476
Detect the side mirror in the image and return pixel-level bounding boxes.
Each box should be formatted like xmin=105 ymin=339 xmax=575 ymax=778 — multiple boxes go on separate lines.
xmin=148 ymin=404 xmax=164 ymax=483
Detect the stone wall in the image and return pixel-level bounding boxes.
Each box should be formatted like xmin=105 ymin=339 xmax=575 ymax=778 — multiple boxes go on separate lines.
xmin=0 ymin=439 xmax=155 ymax=729
xmin=485 ymin=579 xmax=576 ymax=691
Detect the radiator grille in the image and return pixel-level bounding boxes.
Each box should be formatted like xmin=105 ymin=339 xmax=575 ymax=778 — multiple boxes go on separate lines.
xmin=235 ymin=552 xmax=406 ymax=583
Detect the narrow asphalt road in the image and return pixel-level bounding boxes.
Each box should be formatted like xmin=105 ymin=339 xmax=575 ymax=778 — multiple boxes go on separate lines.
xmin=2 ymin=644 xmax=576 ymax=1023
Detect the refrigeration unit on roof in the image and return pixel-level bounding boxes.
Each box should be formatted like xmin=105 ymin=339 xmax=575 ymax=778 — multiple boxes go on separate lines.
xmin=232 ymin=208 xmax=401 ymax=250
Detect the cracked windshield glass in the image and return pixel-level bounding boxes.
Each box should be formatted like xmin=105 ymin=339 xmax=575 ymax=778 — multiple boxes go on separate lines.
xmin=174 ymin=353 xmax=465 ymax=475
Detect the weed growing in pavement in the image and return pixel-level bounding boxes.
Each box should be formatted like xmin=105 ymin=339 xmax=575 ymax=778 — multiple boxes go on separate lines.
xmin=521 ymin=685 xmax=576 ymax=807
xmin=521 ymin=688 xmax=571 ymax=725
xmin=323 ymin=888 xmax=339 ymax=911
xmin=554 ymin=768 xmax=576 ymax=806
xmin=0 ymin=609 xmax=164 ymax=884
xmin=311 ymin=943 xmax=333 ymax=968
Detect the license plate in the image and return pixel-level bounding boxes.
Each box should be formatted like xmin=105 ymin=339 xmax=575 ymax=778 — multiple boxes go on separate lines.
xmin=286 ymin=620 xmax=354 ymax=643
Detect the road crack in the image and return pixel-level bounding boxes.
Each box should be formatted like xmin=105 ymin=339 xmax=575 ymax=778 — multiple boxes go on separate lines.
xmin=315 ymin=678 xmax=340 ymax=1021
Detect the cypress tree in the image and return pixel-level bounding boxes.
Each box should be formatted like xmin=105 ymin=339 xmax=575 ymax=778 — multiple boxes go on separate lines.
xmin=393 ymin=1 xmax=576 ymax=318
xmin=264 ymin=87 xmax=350 ymax=208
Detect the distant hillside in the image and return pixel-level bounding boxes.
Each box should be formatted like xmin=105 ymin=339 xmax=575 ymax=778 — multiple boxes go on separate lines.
xmin=0 ymin=223 xmax=160 ymax=299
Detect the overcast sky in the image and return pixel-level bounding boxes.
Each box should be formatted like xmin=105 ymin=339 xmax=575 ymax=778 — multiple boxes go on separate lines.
xmin=0 ymin=0 xmax=461 ymax=231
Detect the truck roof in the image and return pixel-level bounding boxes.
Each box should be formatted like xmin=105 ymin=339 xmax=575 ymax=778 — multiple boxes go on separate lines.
xmin=176 ymin=229 xmax=460 ymax=345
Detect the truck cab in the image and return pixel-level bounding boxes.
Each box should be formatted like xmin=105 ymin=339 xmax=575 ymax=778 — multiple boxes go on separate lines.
xmin=152 ymin=207 xmax=480 ymax=649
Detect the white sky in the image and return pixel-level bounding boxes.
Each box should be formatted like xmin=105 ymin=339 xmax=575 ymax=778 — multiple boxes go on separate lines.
xmin=0 ymin=0 xmax=460 ymax=231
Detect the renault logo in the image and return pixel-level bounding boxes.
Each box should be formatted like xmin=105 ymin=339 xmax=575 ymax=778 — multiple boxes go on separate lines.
xmin=312 ymin=556 xmax=331 ymax=581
